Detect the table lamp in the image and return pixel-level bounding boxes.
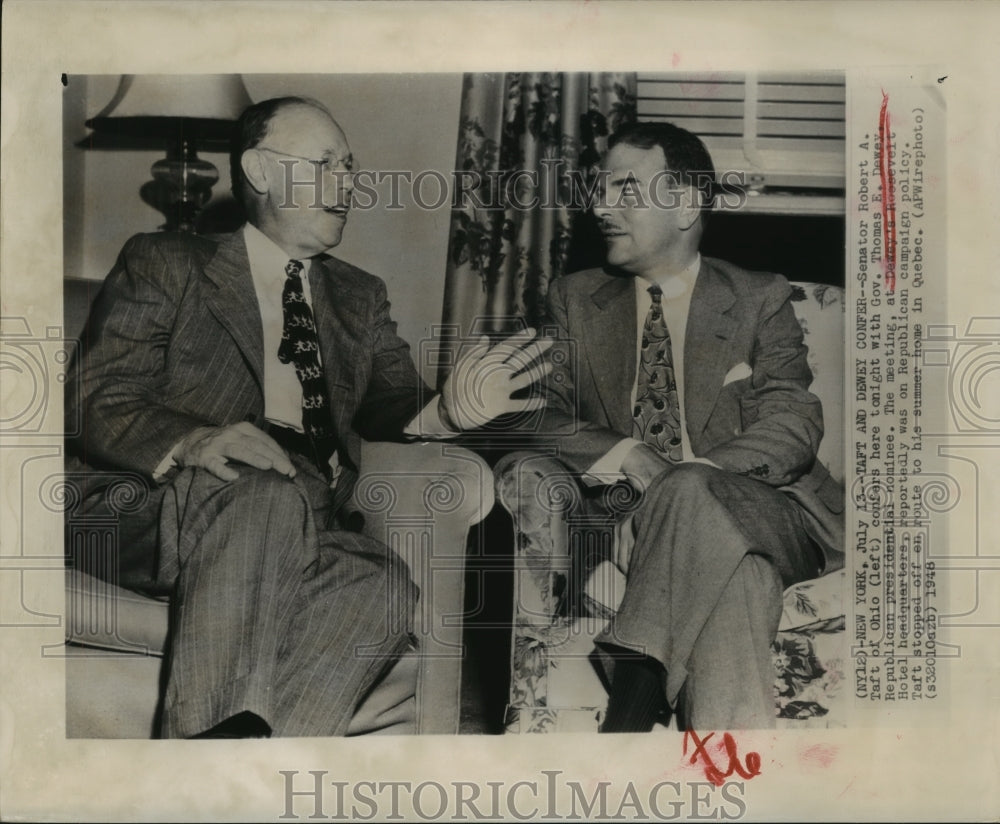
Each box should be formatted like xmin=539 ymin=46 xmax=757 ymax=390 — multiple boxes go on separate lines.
xmin=83 ymin=74 xmax=253 ymax=232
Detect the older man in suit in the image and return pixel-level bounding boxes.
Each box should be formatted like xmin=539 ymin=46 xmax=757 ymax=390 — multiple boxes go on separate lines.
xmin=68 ymin=96 xmax=549 ymax=738
xmin=522 ymin=121 xmax=844 ymax=731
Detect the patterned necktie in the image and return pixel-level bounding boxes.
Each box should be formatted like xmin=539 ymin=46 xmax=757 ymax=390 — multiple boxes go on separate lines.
xmin=632 ymin=284 xmax=683 ymax=463
xmin=277 ymin=259 xmax=337 ymax=473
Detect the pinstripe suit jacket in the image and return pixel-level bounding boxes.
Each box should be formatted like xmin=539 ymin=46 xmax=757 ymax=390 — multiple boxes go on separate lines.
xmin=540 ymin=257 xmax=845 ymax=573
xmin=68 ymin=228 xmax=429 ymax=493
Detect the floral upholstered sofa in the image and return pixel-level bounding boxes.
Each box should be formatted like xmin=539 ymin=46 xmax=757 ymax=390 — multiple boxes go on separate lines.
xmin=496 ymin=282 xmax=846 ymax=733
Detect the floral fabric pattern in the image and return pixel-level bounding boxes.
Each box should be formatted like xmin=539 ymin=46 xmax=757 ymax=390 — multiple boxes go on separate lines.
xmin=440 ymin=73 xmax=636 ymax=385
xmin=773 ymin=574 xmax=846 ymax=727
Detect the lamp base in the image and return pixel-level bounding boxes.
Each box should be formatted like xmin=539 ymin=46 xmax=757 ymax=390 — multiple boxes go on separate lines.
xmin=140 ymin=139 xmax=219 ymax=233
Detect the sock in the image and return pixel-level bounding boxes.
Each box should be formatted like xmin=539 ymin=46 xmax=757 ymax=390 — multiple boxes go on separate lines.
xmin=600 ymin=655 xmax=669 ymax=733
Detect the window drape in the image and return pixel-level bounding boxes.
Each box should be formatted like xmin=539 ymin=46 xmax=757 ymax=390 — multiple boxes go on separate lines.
xmin=438 ymin=72 xmax=636 ymax=386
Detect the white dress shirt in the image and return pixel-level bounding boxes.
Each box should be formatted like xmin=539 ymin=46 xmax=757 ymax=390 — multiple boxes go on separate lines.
xmin=244 ymin=222 xmax=320 ymax=430
xmin=584 ymin=253 xmax=716 ymax=484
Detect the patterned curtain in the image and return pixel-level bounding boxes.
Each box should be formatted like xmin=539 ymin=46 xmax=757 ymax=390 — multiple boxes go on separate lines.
xmin=439 ymin=72 xmax=636 ymax=384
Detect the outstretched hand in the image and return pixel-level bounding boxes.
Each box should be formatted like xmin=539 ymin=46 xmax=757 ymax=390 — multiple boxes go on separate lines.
xmin=438 ymin=328 xmax=554 ymax=432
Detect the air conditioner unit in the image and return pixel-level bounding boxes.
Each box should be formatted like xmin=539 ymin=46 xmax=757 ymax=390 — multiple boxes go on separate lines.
xmin=637 ymin=72 xmax=846 ymax=215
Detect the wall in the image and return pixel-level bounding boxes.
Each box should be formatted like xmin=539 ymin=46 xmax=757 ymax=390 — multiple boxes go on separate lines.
xmin=63 ymin=74 xmax=464 ymax=385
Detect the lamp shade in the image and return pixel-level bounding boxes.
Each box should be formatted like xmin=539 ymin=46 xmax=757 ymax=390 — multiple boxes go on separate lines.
xmin=85 ymin=74 xmax=254 ymax=150
xmin=81 ymin=74 xmax=254 ymax=231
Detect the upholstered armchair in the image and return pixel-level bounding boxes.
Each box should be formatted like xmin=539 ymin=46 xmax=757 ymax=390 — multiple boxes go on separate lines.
xmin=64 ymin=441 xmax=494 ymax=737
xmin=61 ymin=279 xmax=494 ymax=737
xmin=495 ymin=282 xmax=846 ymax=733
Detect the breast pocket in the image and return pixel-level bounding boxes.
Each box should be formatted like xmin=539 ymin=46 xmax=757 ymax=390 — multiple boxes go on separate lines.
xmin=711 ymin=377 xmax=754 ymax=437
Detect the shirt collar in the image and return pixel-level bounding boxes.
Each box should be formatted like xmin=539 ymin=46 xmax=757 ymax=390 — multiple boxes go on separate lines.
xmin=640 ymin=253 xmax=701 ymax=300
xmin=244 ymin=222 xmax=302 ymax=281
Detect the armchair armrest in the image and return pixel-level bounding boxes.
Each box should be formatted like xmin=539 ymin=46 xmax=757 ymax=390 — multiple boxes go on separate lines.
xmin=494 ymin=450 xmax=582 ymax=623
xmin=353 ymin=441 xmax=494 ymax=534
xmin=63 ymin=443 xmax=493 ymax=739
xmin=352 ymin=441 xmax=494 ymax=734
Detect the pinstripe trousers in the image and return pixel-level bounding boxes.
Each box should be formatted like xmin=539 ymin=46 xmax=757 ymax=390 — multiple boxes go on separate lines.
xmin=76 ymin=454 xmax=417 ymax=738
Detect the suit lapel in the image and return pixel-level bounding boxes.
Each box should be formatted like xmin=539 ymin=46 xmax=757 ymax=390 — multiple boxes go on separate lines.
xmin=203 ymin=230 xmax=265 ymax=390
xmin=584 ymin=275 xmax=637 ymax=435
xmin=308 ymin=256 xmax=366 ymax=433
xmin=684 ymin=258 xmax=738 ymax=438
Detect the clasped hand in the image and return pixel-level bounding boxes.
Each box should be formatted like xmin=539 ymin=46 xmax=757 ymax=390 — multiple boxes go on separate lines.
xmin=621 ymin=442 xmax=675 ymax=492
xmin=438 ymin=328 xmax=553 ymax=431
xmin=176 ymin=421 xmax=296 ymax=482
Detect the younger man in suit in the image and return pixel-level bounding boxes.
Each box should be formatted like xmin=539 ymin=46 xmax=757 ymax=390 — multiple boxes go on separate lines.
xmin=533 ymin=121 xmax=844 ymax=731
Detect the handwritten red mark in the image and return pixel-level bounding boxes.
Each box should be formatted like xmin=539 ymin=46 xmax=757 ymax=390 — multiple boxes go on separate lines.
xmin=801 ymin=742 xmax=837 ymax=768
xmin=683 ymin=729 xmax=762 ymax=787
xmin=878 ymin=91 xmax=897 ymax=293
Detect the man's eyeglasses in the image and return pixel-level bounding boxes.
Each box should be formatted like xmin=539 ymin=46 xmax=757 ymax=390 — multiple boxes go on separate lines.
xmin=256 ymin=146 xmax=354 ymax=173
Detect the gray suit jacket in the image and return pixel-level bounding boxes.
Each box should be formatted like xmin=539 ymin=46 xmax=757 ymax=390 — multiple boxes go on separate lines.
xmin=68 ymin=228 xmax=429 ymax=494
xmin=539 ymin=257 xmax=844 ymax=573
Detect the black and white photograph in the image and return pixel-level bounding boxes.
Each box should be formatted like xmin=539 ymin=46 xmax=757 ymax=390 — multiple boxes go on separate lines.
xmin=1 ymin=2 xmax=996 ymax=821
xmin=60 ymin=69 xmax=847 ymax=743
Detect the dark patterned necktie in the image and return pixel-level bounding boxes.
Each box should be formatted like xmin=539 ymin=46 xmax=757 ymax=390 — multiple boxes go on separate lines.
xmin=632 ymin=284 xmax=683 ymax=463
xmin=277 ymin=259 xmax=337 ymax=473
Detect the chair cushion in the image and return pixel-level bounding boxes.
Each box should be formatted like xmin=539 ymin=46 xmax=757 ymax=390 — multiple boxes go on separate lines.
xmin=774 ymin=570 xmax=847 ymax=727
xmin=64 ymin=570 xmax=421 ymax=736
xmin=65 ymin=569 xmax=169 ymax=656
xmin=65 ymin=647 xmax=164 ymax=738
xmin=66 ymin=643 xmax=421 ymax=738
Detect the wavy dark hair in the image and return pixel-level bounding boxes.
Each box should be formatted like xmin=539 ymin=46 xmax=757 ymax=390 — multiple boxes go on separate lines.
xmin=608 ymin=121 xmax=717 ymax=222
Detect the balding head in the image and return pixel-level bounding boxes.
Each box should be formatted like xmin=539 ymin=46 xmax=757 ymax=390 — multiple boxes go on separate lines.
xmin=230 ymin=96 xmax=332 ymax=208
xmin=231 ymin=97 xmax=355 ymax=258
